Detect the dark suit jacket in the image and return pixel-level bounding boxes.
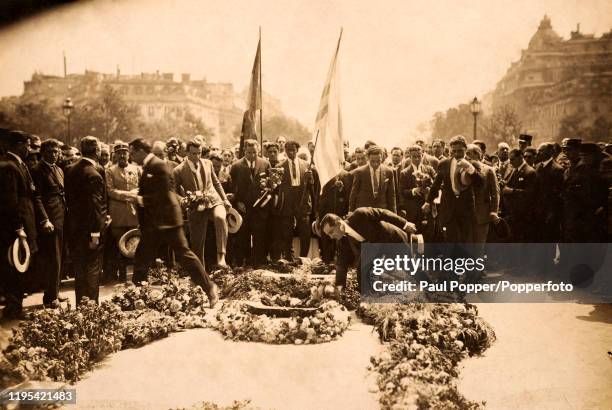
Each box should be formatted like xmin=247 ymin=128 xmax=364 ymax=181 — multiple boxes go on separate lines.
xmin=4 ymin=152 xmax=37 ymax=251
xmin=318 ymin=170 xmax=353 ymax=218
xmin=349 ymin=164 xmax=396 ymax=213
xmin=503 ymin=163 xmax=537 ymax=221
xmin=336 ymin=207 xmax=410 ymax=283
xmin=347 ymin=207 xmax=409 ymax=243
xmin=426 ymin=157 xmax=478 ymax=224
xmin=138 ymin=155 xmax=183 ymax=229
xmin=534 ymin=159 xmax=564 ymax=223
xmin=398 ymin=163 xmax=436 ymax=223
xmin=277 ymin=157 xmax=313 ymax=216
xmin=229 ymin=157 xmax=271 ymax=208
xmin=0 ymin=158 xmax=22 ymax=244
xmin=31 ymin=161 xmax=66 ymax=231
xmin=65 ymin=158 xmax=107 ymax=243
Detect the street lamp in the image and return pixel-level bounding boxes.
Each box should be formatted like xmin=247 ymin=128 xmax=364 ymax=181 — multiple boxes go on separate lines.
xmin=62 ymin=97 xmax=74 ymax=146
xmin=470 ymin=97 xmax=481 ymax=140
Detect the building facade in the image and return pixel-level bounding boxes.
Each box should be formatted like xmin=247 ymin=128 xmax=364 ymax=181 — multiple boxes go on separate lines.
xmin=21 ymin=70 xmax=243 ymax=144
xmin=489 ymin=15 xmax=612 ymax=142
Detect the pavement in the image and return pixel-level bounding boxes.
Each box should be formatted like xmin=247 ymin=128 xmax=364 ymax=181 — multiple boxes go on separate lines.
xmin=458 ymin=303 xmax=612 ymax=410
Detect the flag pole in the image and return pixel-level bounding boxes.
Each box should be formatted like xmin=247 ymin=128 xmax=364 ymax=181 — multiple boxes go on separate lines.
xmin=258 ymin=26 xmax=263 ymax=157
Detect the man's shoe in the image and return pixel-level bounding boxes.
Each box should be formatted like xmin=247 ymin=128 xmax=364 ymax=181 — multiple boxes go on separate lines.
xmin=208 ymin=284 xmax=220 ymax=309
xmin=43 ymin=300 xmax=61 ymax=309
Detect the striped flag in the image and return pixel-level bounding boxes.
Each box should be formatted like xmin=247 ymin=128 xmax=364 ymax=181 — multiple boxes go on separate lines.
xmin=239 ymin=35 xmax=262 ymax=158
xmin=313 ymin=29 xmax=344 ymax=187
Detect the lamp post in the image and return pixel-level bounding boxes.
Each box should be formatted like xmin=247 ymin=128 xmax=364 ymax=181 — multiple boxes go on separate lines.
xmin=62 ymin=97 xmax=74 ymax=146
xmin=470 ymin=97 xmax=481 ymax=140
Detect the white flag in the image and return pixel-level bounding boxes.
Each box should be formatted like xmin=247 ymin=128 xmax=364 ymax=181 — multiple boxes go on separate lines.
xmin=313 ymin=29 xmax=344 ymax=187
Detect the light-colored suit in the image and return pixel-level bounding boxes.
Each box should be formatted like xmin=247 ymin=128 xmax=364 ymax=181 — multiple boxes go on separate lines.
xmin=106 ymin=163 xmax=141 ymax=228
xmin=173 ymin=158 xmax=228 ymax=267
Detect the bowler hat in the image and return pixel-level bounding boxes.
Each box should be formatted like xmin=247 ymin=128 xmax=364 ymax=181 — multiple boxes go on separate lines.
xmin=226 ymin=207 xmax=243 ymax=234
xmin=579 ymin=142 xmax=601 ymax=156
xmin=518 ymin=134 xmax=533 ymax=144
xmin=118 ymin=228 xmax=141 ymax=258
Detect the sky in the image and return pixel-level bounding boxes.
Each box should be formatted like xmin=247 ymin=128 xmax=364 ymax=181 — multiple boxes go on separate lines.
xmin=0 ymin=0 xmax=611 ymax=147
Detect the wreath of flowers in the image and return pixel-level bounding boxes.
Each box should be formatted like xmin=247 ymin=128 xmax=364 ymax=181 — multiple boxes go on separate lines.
xmin=215 ymin=300 xmax=350 ymax=345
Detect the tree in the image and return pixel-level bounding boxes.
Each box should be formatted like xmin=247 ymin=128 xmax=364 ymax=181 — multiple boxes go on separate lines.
xmin=70 ymin=86 xmax=140 ymax=144
xmin=430 ymin=104 xmax=473 ymax=139
xmin=262 ymin=114 xmax=311 ymax=144
xmin=137 ymin=109 xmax=213 ymax=143
xmin=480 ymin=104 xmax=523 ymax=147
xmin=557 ymin=112 xmax=589 ymax=141
xmin=589 ymin=115 xmax=612 ymax=142
xmin=0 ymin=97 xmax=64 ymax=138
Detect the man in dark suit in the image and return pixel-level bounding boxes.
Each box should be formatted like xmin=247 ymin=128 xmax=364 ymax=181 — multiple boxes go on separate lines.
xmin=502 ymin=149 xmax=537 ymax=241
xmin=272 ymin=140 xmax=314 ymax=260
xmin=65 ymin=136 xmax=110 ymax=304
xmin=129 ymin=138 xmax=219 ymax=307
xmin=229 ymin=139 xmax=271 ymax=266
xmin=320 ymin=207 xmax=416 ymax=289
xmin=533 ymin=143 xmax=564 ymax=273
xmin=349 ymin=146 xmax=397 ymax=213
xmin=0 ymin=129 xmax=36 ymax=319
xmin=422 ymin=135 xmax=479 ymax=243
xmin=398 ymin=145 xmax=436 ymax=232
xmin=31 ymin=138 xmax=67 ymax=306
xmin=318 ymin=170 xmax=353 ymax=263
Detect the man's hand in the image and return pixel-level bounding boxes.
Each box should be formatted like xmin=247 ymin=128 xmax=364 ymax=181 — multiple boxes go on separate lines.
xmin=104 ymin=215 xmax=112 ymax=228
xmin=237 ymin=202 xmax=246 ymax=213
xmin=89 ymin=236 xmax=100 ymax=249
xmin=16 ymin=228 xmax=27 ymax=239
xmin=421 ymin=202 xmax=431 ymax=214
xmin=42 ymin=220 xmax=54 ymax=234
xmin=223 ymin=199 xmax=232 ymax=209
xmin=489 ymin=212 xmax=500 ymax=222
xmin=136 ymin=195 xmax=144 ymax=206
xmin=403 ymin=222 xmax=417 ymax=234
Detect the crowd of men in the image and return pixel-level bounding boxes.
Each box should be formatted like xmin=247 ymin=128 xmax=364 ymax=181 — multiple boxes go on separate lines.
xmin=1 ymin=126 xmax=610 ymax=319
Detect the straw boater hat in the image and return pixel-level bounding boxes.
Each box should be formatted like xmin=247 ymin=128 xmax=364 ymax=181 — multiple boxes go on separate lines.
xmin=8 ymin=238 xmax=31 ymax=273
xmin=118 ymin=228 xmax=141 ymax=258
xmin=226 ymin=207 xmax=243 ymax=234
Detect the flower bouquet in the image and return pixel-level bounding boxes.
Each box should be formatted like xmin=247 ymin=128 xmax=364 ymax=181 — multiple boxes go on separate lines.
xmin=253 ymin=167 xmax=284 ymax=208
xmin=180 ymin=190 xmax=217 ymax=212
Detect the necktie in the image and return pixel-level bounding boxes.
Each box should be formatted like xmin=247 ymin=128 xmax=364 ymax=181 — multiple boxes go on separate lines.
xmin=372 ymin=168 xmax=379 ymax=196
xmin=291 ymin=160 xmax=297 ymax=182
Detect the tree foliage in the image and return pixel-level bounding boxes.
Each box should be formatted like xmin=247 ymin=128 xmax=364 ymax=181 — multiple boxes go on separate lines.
xmin=70 ymin=86 xmax=141 ymax=144
xmin=558 ymin=112 xmax=611 ymax=142
xmin=0 ymin=97 xmax=64 ymax=138
xmin=137 ymin=110 xmax=213 ymax=143
xmin=480 ymin=104 xmax=523 ymax=147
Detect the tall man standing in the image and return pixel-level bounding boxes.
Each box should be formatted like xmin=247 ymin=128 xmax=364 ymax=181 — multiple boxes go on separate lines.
xmin=273 ymin=140 xmax=314 ymax=260
xmin=230 ymin=139 xmax=271 ymax=266
xmin=0 ymin=130 xmax=37 ymax=319
xmin=349 ymin=146 xmax=397 ymax=213
xmin=422 ymin=135 xmax=479 ymax=243
xmin=398 ymin=145 xmax=436 ymax=232
xmin=173 ymin=140 xmax=231 ymax=269
xmin=31 ymin=139 xmax=67 ymax=306
xmin=65 ymin=136 xmax=110 ymax=304
xmin=128 ymin=138 xmax=219 ymax=307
